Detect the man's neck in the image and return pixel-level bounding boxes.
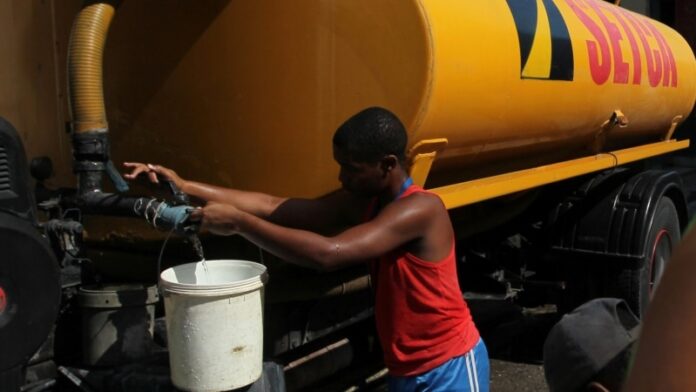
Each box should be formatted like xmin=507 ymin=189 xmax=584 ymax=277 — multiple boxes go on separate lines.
xmin=379 ymin=170 xmax=410 ymax=205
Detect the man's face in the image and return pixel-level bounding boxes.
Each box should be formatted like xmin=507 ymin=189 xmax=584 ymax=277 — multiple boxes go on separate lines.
xmin=333 ymin=146 xmax=386 ymax=197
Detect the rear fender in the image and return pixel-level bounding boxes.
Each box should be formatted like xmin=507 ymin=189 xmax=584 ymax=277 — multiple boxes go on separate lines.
xmin=547 ymin=169 xmax=687 ymax=263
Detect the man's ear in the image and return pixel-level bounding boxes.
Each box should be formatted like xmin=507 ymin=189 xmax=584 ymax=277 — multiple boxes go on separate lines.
xmin=380 ymin=155 xmax=398 ymax=172
xmin=586 ymin=381 xmax=611 ymax=392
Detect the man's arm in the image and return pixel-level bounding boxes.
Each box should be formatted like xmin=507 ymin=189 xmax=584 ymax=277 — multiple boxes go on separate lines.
xmin=180 ymin=179 xmax=360 ymax=232
xmin=123 ymin=162 xmax=357 ymax=231
xmin=124 ymin=162 xmax=286 ymax=215
xmin=194 ymin=193 xmax=441 ymax=271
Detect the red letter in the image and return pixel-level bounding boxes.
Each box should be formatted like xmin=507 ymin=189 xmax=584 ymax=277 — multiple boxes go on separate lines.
xmin=566 ymin=0 xmax=612 ymax=84
xmin=588 ymin=1 xmax=629 ymax=84
xmin=643 ymin=21 xmax=678 ymax=87
xmin=606 ymin=6 xmax=642 ymax=85
xmin=623 ymin=12 xmax=663 ymax=87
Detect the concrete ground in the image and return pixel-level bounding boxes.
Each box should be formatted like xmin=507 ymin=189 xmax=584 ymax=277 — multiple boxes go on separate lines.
xmin=467 ymin=300 xmax=557 ymax=392
xmin=490 ymin=359 xmax=547 ymax=392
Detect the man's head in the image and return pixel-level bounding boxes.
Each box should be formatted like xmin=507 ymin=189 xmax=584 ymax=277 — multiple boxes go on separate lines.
xmin=332 ymin=107 xmax=408 ymax=196
xmin=543 ymin=298 xmax=640 ymax=392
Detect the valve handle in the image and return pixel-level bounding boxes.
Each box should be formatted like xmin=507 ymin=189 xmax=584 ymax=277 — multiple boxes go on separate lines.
xmin=157 ymin=174 xmax=190 ymax=206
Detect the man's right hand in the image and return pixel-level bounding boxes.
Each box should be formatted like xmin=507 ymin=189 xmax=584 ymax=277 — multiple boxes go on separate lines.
xmin=123 ymin=162 xmax=187 ymax=191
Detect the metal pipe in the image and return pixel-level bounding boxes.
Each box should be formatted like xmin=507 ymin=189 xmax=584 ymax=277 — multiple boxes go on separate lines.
xmin=78 ymin=193 xmax=158 ymax=217
xmin=266 ymin=274 xmax=371 ymax=304
xmin=75 ymin=192 xmax=191 ymax=231
xmin=283 ymin=338 xmax=354 ymax=391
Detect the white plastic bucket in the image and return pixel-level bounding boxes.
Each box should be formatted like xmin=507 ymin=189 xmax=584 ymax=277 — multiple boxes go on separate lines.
xmin=159 ymin=260 xmax=268 ymax=392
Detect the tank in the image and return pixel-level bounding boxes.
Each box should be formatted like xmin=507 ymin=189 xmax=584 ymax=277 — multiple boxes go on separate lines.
xmin=2 ymin=1 xmax=695 ymax=196
xmin=0 ymin=2 xmax=693 ymax=387
xmin=98 ymin=0 xmax=696 ymax=197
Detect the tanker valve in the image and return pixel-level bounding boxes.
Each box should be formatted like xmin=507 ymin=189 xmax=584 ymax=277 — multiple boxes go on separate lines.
xmin=592 ymin=110 xmax=629 ymax=153
xmin=610 ymin=110 xmax=629 ymax=128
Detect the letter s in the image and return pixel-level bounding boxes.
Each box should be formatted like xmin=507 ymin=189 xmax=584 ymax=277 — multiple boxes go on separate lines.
xmin=566 ymin=0 xmax=612 ymax=84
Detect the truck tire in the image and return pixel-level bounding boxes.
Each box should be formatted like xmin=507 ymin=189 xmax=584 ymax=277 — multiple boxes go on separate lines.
xmin=616 ymin=197 xmax=680 ymax=318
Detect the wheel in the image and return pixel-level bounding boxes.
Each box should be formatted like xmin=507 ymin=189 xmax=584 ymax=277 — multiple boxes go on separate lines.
xmin=616 ymin=197 xmax=680 ymax=318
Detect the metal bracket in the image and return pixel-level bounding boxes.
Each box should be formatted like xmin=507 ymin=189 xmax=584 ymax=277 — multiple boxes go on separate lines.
xmin=407 ymin=138 xmax=448 ymax=187
xmin=591 ymin=109 xmax=628 ymax=153
xmin=665 ymin=115 xmax=683 ymax=141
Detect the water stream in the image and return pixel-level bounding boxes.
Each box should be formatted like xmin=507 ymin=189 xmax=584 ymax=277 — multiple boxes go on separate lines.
xmin=189 ymin=234 xmax=209 ymax=283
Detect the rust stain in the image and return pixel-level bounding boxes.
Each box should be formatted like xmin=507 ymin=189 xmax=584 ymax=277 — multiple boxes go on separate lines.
xmin=232 ymin=346 xmax=245 ymax=353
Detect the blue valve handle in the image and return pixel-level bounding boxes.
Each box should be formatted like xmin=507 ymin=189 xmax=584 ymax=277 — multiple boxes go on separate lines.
xmin=157 ymin=174 xmax=190 ymax=205
xmin=106 ymin=159 xmax=130 ymax=193
xmin=151 ymin=202 xmax=198 ymax=234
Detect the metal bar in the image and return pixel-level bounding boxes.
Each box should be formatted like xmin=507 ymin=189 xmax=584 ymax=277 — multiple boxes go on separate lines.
xmin=430 ymin=139 xmax=690 ymax=209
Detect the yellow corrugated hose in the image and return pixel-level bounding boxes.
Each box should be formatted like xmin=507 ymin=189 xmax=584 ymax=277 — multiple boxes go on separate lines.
xmin=67 ymin=2 xmax=115 ymax=133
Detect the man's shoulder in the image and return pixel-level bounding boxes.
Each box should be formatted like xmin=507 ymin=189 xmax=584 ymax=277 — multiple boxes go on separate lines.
xmin=393 ymin=190 xmax=446 ymax=218
xmin=403 ymin=189 xmax=444 ymax=207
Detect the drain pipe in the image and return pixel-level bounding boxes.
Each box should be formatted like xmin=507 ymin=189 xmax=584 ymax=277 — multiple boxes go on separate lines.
xmin=66 ymin=1 xmax=190 ymax=231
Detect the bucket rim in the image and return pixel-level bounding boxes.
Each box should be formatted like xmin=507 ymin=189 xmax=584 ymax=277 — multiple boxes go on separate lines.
xmin=78 ymin=283 xmax=160 ymax=308
xmin=159 ymin=259 xmax=268 ymax=296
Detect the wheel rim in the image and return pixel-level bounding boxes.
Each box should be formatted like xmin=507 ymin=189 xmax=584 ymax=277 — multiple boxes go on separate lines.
xmin=648 ymin=228 xmax=672 ymax=296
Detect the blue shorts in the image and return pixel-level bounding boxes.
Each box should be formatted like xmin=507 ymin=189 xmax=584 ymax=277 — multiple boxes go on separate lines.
xmin=388 ymin=338 xmax=489 ymax=392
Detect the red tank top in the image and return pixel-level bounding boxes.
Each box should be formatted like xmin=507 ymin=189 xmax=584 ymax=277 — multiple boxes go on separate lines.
xmin=370 ymin=185 xmax=480 ymax=376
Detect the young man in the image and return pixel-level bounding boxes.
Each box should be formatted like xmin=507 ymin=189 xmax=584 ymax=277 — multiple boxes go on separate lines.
xmin=125 ymin=107 xmax=488 ymax=391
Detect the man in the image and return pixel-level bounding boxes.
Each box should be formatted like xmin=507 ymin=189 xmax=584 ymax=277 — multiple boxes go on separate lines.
xmin=125 ymin=107 xmax=488 ymax=391
xmin=543 ymin=298 xmax=639 ymax=392
xmin=623 ymin=225 xmax=696 ymax=392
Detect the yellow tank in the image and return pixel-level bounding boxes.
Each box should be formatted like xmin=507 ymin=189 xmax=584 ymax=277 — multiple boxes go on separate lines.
xmin=95 ymin=0 xmax=694 ymax=197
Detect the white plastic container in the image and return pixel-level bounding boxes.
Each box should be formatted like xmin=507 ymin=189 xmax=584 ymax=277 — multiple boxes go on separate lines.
xmin=159 ymin=260 xmax=268 ymax=392
xmin=78 ymin=284 xmax=159 ymax=367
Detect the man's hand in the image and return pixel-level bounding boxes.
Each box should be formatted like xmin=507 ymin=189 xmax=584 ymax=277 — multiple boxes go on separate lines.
xmin=190 ymin=202 xmax=244 ymax=236
xmin=123 ymin=162 xmax=187 ymax=190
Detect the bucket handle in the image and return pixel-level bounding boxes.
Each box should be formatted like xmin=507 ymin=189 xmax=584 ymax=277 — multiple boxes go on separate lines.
xmin=156 ymin=226 xmax=178 ymax=294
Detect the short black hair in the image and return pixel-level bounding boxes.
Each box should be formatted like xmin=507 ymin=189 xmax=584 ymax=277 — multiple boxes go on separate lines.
xmin=332 ymin=107 xmax=407 ymax=163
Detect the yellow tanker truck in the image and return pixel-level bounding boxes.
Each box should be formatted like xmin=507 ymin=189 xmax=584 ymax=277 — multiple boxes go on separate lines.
xmin=1 ymin=0 xmax=695 ymax=391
